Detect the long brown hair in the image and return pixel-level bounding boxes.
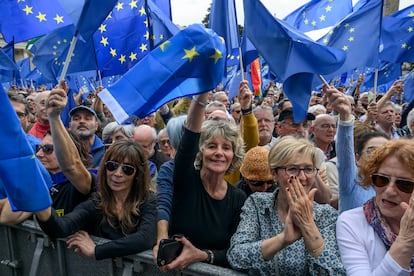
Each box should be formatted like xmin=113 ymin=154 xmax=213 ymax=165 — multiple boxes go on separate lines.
xmin=97 ymin=140 xmax=151 ymax=234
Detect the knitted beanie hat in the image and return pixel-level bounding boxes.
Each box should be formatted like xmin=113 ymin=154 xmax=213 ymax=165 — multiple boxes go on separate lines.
xmin=240 ymin=146 xmax=273 ymax=181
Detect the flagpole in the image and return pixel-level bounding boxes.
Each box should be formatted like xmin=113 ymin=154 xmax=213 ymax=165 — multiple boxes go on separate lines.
xmin=98 ymin=70 xmax=103 ymax=87
xmin=373 ymin=68 xmax=378 ymax=100
xmin=318 ymin=75 xmax=329 ymax=86
xmin=59 ymin=35 xmax=78 ymax=83
xmin=238 ymin=47 xmax=245 ymax=80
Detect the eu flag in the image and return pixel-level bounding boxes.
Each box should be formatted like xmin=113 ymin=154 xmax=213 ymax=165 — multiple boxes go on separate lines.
xmin=0 ymin=84 xmax=52 ymax=212
xmin=380 ymin=5 xmax=414 ymax=63
xmin=31 ymin=25 xmax=97 ymax=81
xmin=147 ymin=0 xmax=179 ymax=49
xmin=318 ymin=0 xmax=383 ymax=75
xmin=361 ymin=61 xmax=401 ymax=92
xmin=0 ymin=0 xmax=73 ymax=43
xmin=244 ymin=0 xmax=345 ymax=122
xmin=98 ymin=24 xmax=226 ymax=123
xmin=209 ymin=0 xmax=240 ymax=67
xmin=93 ymin=0 xmax=150 ymax=77
xmin=284 ymin=0 xmax=353 ymax=32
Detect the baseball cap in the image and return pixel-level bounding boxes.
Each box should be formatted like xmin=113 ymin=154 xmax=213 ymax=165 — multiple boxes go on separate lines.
xmin=277 ymin=108 xmax=315 ymax=122
xmin=69 ymin=105 xmax=97 ymax=118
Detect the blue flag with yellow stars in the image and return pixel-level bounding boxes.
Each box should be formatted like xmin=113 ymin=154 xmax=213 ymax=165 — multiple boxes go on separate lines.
xmin=318 ymin=0 xmax=383 ymax=75
xmin=244 ymin=0 xmax=345 ymax=123
xmin=98 ymin=24 xmax=226 ymax=124
xmin=31 ymin=24 xmax=97 ymax=81
xmin=0 ymin=0 xmax=73 ymax=43
xmin=380 ymin=4 xmax=414 ymax=63
xmin=0 ymin=84 xmax=52 ymax=211
xmin=147 ymin=0 xmax=179 ymax=49
xmin=284 ymin=0 xmax=353 ymax=32
xmin=94 ymin=0 xmax=150 ymax=77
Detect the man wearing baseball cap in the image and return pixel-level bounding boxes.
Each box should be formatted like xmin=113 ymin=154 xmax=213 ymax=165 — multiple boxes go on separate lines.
xmin=69 ymin=105 xmax=105 ymax=168
xmin=276 ymin=108 xmax=315 ymax=139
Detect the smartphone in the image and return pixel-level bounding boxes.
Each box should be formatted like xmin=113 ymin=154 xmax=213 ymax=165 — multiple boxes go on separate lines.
xmin=156 ymin=238 xmax=183 ymax=266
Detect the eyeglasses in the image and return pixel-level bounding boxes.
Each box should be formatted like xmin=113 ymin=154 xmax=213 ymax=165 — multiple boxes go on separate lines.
xmin=36 ymin=144 xmax=54 ymax=155
xmin=318 ymin=124 xmax=336 ymax=129
xmin=281 ymin=121 xmax=310 ymax=129
xmin=233 ymin=110 xmax=241 ymax=114
xmin=245 ymin=179 xmax=274 ymax=187
xmin=276 ymin=166 xmax=318 ymax=177
xmin=363 ymin=146 xmax=378 ymax=155
xmin=159 ymin=139 xmax=170 ymax=145
xmin=371 ymin=173 xmax=414 ymax=194
xmin=105 ymin=161 xmax=136 ymax=176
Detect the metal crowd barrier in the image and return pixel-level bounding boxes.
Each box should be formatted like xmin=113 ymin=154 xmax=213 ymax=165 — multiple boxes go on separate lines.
xmin=0 ymin=220 xmax=247 ymax=276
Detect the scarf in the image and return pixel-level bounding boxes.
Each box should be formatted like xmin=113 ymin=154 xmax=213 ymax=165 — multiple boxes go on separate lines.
xmin=28 ymin=119 xmax=50 ymax=139
xmin=364 ymin=197 xmax=414 ymax=273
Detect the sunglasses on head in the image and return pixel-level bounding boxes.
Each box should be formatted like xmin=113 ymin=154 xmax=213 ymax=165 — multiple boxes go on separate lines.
xmin=245 ymin=179 xmax=274 ymax=187
xmin=105 ymin=161 xmax=136 ymax=176
xmin=36 ymin=144 xmax=54 ymax=155
xmin=371 ymin=173 xmax=414 ymax=194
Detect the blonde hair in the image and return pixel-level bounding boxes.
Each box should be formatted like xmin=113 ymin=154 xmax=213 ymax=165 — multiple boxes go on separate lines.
xmin=194 ymin=119 xmax=244 ymax=174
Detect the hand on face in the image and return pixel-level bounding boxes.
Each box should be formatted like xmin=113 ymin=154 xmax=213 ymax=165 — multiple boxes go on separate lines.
xmin=285 ymin=176 xmax=317 ymax=229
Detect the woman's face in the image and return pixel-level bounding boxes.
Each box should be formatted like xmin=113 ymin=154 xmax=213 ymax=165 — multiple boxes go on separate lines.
xmin=105 ymin=158 xmax=136 ymax=196
xmin=273 ymin=153 xmax=315 ymax=194
xmin=36 ymin=134 xmax=60 ymax=174
xmin=202 ymin=136 xmax=234 ymax=175
xmin=356 ymin=136 xmax=389 ymax=167
xmin=374 ymin=155 xmax=414 ymax=227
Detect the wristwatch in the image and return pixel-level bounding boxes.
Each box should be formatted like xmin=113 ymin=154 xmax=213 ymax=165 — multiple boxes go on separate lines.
xmin=203 ymin=249 xmax=214 ymax=264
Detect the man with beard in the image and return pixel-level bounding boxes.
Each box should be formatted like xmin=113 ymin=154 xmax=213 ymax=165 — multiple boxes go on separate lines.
xmin=253 ymin=105 xmax=277 ymax=150
xmin=69 ymin=106 xmax=105 ymax=168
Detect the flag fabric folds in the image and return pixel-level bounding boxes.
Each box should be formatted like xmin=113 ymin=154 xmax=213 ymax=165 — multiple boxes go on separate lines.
xmin=151 ymin=0 xmax=172 ymax=18
xmin=146 ymin=0 xmax=179 ymax=49
xmin=75 ymin=0 xmax=117 ymax=41
xmin=93 ymin=0 xmax=150 ymax=77
xmin=284 ymin=0 xmax=353 ymax=32
xmin=31 ymin=25 xmax=97 ymax=81
xmin=0 ymin=84 xmax=52 ymax=212
xmin=243 ymin=0 xmax=345 ymax=122
xmin=0 ymin=0 xmax=73 ymax=43
xmin=318 ymin=0 xmax=383 ymax=75
xmin=380 ymin=4 xmax=414 ymax=63
xmin=209 ymin=0 xmax=240 ymax=67
xmin=98 ymin=24 xmax=226 ymax=123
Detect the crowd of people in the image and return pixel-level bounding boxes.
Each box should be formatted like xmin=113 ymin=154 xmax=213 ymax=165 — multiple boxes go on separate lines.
xmin=1 ymin=74 xmax=414 ymax=275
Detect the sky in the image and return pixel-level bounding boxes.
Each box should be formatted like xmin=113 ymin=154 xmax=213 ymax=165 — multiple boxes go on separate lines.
xmin=170 ymin=0 xmax=413 ymax=27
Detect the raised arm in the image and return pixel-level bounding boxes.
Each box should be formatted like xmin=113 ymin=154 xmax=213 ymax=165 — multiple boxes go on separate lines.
xmin=185 ymin=93 xmax=209 ymax=132
xmin=47 ymin=86 xmax=92 ymax=195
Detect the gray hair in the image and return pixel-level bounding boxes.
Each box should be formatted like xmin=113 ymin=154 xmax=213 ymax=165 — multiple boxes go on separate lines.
xmin=194 ymin=119 xmax=244 ymax=174
xmin=166 ymin=115 xmax=187 ymax=150
xmin=206 ymin=100 xmax=226 ymax=115
xmin=102 ymin=122 xmax=135 ymax=143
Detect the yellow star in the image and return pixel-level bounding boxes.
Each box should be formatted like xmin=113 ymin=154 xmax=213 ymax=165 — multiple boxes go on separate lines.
xmin=402 ymin=43 xmax=407 ymax=49
xmin=182 ymin=46 xmax=199 ymax=62
xmin=159 ymin=40 xmax=170 ymax=52
xmin=408 ymin=26 xmax=413 ymax=32
xmin=129 ymin=52 xmax=137 ymax=61
xmin=209 ymin=49 xmax=223 ymax=64
xmin=106 ymin=12 xmax=112 ymax=20
xmin=110 ymin=48 xmax=117 ymax=57
xmin=328 ymin=29 xmax=334 ymax=35
xmin=319 ymin=15 xmax=326 ymax=22
xmin=144 ymin=31 xmax=149 ymax=40
xmin=129 ymin=0 xmax=138 ymax=9
xmin=139 ymin=6 xmax=146 ymax=16
xmin=325 ymin=5 xmax=332 ymax=12
xmin=230 ymin=55 xmax=235 ymax=60
xmin=323 ymin=38 xmax=329 ymax=44
xmin=98 ymin=24 xmax=107 ymax=33
xmin=23 ymin=5 xmax=33 ymax=15
xmin=159 ymin=34 xmax=164 ymax=40
xmin=344 ymin=23 xmax=350 ymax=28
xmin=100 ymin=36 xmax=109 ymax=47
xmin=311 ymin=20 xmax=317 ymax=26
xmin=36 ymin=12 xmax=47 ymax=22
xmin=115 ymin=2 xmax=124 ymax=11
xmin=119 ymin=55 xmax=126 ymax=63
xmin=349 ymin=27 xmax=355 ymax=33
xmin=57 ymin=40 xmax=61 ymax=44
xmin=144 ymin=19 xmax=148 ymax=27
xmin=63 ymin=38 xmax=68 ymax=43
xmin=219 ymin=37 xmax=225 ymax=44
xmin=408 ymin=11 xmax=414 ymax=17
xmin=152 ymin=34 xmax=156 ymax=40
xmin=140 ymin=43 xmax=148 ymax=52
xmin=304 ymin=19 xmax=309 ymax=25
xmin=54 ymin=14 xmax=64 ymax=24
xmin=342 ymin=45 xmax=349 ymax=51
xmin=348 ymin=36 xmax=354 ymax=42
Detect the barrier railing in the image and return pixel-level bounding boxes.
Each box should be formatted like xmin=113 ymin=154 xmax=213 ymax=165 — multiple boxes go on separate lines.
xmin=0 ymin=220 xmax=247 ymax=276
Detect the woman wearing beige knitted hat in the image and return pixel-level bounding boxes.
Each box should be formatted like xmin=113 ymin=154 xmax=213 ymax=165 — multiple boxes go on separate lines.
xmin=237 ymin=146 xmax=275 ymax=196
